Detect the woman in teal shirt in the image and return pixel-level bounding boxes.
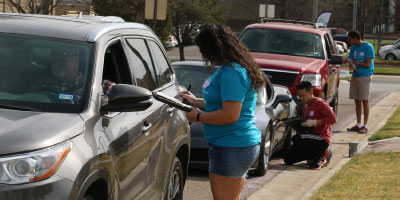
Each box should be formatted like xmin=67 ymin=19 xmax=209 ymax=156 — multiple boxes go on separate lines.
xmin=181 ymin=24 xmax=266 ymax=200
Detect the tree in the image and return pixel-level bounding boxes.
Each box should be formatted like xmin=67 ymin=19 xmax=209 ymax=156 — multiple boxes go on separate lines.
xmin=5 ymin=0 xmax=61 ymax=14
xmin=92 ymin=0 xmax=172 ymax=46
xmin=169 ymin=0 xmax=227 ymax=61
xmin=92 ymin=0 xmax=145 ymax=23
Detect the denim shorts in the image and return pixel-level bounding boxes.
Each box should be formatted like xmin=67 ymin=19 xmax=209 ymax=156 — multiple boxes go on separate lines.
xmin=208 ymin=144 xmax=260 ymax=178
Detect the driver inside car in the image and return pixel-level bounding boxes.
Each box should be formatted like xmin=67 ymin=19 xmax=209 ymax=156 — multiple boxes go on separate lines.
xmin=28 ymin=47 xmax=85 ymax=103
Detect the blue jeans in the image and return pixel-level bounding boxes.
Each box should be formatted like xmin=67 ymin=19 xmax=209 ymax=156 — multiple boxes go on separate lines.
xmin=208 ymin=144 xmax=260 ymax=178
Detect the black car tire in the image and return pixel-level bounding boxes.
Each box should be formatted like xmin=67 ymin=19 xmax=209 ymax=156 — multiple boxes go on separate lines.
xmin=165 ymin=157 xmax=184 ymax=200
xmin=275 ymin=127 xmax=293 ymax=157
xmin=386 ymin=53 xmax=396 ymax=60
xmin=330 ymin=92 xmax=339 ymax=115
xmin=254 ymin=126 xmax=273 ymax=176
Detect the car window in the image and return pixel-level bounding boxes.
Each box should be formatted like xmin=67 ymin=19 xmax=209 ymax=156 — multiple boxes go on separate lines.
xmin=240 ymin=28 xmax=324 ymax=59
xmin=124 ymin=38 xmax=156 ymax=91
xmin=173 ymin=64 xmax=216 ymax=97
xmin=324 ymin=34 xmax=335 ymax=58
xmin=0 ymin=33 xmax=93 ymax=113
xmin=148 ymin=41 xmax=172 ymax=86
xmin=338 ymin=30 xmax=346 ymax=34
xmin=102 ymin=41 xmax=133 ymax=85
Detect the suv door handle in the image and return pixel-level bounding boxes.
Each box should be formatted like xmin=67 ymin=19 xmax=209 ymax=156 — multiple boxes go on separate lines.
xmin=141 ymin=122 xmax=152 ymax=135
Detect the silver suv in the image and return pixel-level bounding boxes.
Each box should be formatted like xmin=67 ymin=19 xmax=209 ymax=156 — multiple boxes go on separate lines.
xmin=0 ymin=13 xmax=190 ymax=200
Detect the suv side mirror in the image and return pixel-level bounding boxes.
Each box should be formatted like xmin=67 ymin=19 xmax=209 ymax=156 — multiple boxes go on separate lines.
xmin=101 ymin=84 xmax=153 ymax=113
xmin=271 ymin=94 xmax=292 ymax=109
xmin=329 ymin=54 xmax=343 ymax=64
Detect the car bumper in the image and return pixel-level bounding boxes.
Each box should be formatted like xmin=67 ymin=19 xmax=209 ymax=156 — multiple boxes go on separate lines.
xmin=0 ymin=175 xmax=73 ymax=199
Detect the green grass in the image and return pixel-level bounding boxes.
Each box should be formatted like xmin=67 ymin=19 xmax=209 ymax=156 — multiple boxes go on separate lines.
xmin=374 ymin=66 xmax=400 ymax=74
xmin=310 ymin=151 xmax=400 ymax=200
xmin=369 ymin=105 xmax=400 ymax=141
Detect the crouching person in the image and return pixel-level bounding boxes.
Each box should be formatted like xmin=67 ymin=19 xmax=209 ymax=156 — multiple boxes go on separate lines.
xmin=284 ymin=81 xmax=337 ymax=170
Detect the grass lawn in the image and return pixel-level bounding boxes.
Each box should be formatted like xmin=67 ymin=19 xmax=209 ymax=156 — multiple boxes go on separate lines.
xmin=374 ymin=66 xmax=400 ymax=74
xmin=369 ymin=105 xmax=400 ymax=141
xmin=310 ymin=151 xmax=400 ymax=200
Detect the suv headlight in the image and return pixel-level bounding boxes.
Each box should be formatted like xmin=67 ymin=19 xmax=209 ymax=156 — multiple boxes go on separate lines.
xmin=301 ymin=74 xmax=322 ymax=87
xmin=0 ymin=141 xmax=71 ymax=184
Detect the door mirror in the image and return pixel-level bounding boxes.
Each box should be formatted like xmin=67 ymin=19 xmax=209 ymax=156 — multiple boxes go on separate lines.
xmin=271 ymin=94 xmax=292 ymax=109
xmin=101 ymin=84 xmax=153 ymax=113
xmin=329 ymin=54 xmax=343 ymax=64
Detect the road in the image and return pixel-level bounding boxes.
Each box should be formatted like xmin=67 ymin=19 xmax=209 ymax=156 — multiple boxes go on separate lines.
xmin=166 ymin=46 xmax=400 ymax=200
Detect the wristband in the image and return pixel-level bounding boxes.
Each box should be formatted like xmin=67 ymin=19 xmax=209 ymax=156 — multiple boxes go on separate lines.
xmin=196 ymin=112 xmax=202 ymax=123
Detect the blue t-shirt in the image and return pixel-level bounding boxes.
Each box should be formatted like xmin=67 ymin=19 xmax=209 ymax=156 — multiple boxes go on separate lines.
xmin=349 ymin=41 xmax=375 ymax=77
xmin=202 ymin=62 xmax=261 ymax=147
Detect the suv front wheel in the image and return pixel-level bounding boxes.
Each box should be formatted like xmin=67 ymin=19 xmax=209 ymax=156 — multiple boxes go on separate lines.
xmin=165 ymin=157 xmax=184 ymax=200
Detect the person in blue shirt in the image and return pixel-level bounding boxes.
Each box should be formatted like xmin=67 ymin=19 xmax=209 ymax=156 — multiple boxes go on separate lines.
xmin=343 ymin=30 xmax=375 ymax=134
xmin=181 ymin=24 xmax=266 ymax=200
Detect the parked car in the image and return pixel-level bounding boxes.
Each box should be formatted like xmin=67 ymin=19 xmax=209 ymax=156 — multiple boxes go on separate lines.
xmin=330 ymin=28 xmax=348 ymax=36
xmin=239 ymin=19 xmax=342 ymax=115
xmin=335 ymin=40 xmax=348 ymax=53
xmin=379 ymin=42 xmax=400 ymax=60
xmin=172 ymin=61 xmax=297 ymax=176
xmin=0 ymin=13 xmax=190 ymax=199
xmin=336 ymin=43 xmax=345 ymax=54
xmin=378 ymin=38 xmax=400 ymax=56
xmin=330 ymin=28 xmax=349 ymax=47
xmin=165 ymin=34 xmax=178 ymax=48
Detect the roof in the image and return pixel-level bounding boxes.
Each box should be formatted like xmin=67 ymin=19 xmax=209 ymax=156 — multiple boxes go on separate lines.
xmin=244 ymin=22 xmax=327 ymax=36
xmin=0 ymin=13 xmax=150 ymax=42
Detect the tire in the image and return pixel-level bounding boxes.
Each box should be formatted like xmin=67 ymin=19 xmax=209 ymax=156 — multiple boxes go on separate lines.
xmin=385 ymin=53 xmax=396 ymax=60
xmin=329 ymin=92 xmax=339 ymax=115
xmin=165 ymin=157 xmax=184 ymax=200
xmin=276 ymin=127 xmax=293 ymax=157
xmin=254 ymin=126 xmax=273 ymax=176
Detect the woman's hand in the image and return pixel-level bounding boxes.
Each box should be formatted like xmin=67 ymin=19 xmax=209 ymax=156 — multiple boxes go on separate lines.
xmin=180 ymin=90 xmax=197 ymax=105
xmin=185 ymin=107 xmax=200 ymax=123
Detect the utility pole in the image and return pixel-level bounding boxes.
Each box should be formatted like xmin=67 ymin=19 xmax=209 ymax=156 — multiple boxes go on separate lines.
xmin=352 ymin=0 xmax=357 ymax=30
xmin=3 ymin=0 xmax=5 ymax=13
xmin=153 ymin=0 xmax=158 ymax=31
xmin=378 ymin=0 xmax=384 ymax=47
xmin=313 ymin=0 xmax=318 ymax=21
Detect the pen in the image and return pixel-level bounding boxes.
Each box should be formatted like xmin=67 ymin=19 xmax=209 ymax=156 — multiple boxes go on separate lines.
xmin=186 ymin=84 xmax=192 ymax=94
xmin=182 ymin=84 xmax=191 ymax=104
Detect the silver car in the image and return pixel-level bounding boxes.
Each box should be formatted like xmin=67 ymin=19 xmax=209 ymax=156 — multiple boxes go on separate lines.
xmin=172 ymin=61 xmax=297 ymax=176
xmin=379 ymin=42 xmax=400 ymax=60
xmin=0 ymin=13 xmax=190 ymax=199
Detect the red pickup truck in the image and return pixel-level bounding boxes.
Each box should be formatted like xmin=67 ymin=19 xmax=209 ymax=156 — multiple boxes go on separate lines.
xmin=239 ymin=19 xmax=342 ymax=114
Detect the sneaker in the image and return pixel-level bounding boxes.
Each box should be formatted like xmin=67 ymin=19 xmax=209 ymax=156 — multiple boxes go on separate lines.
xmin=324 ymin=149 xmax=333 ymax=166
xmin=347 ymin=125 xmax=360 ymax=132
xmin=310 ymin=159 xmax=327 ymax=170
xmin=358 ymin=126 xmax=368 ymax=134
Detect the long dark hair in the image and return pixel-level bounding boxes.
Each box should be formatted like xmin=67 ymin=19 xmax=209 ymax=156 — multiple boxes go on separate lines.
xmin=195 ymin=24 xmax=266 ymax=90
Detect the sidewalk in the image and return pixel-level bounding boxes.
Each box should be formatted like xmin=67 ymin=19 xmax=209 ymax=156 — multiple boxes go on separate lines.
xmin=248 ymin=91 xmax=400 ymax=200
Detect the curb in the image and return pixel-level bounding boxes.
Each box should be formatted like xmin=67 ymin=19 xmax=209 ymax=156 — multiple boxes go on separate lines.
xmin=368 ymin=136 xmax=400 ymax=144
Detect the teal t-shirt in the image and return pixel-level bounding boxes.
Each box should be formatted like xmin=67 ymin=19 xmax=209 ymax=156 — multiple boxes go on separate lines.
xmin=202 ymin=62 xmax=261 ymax=147
xmin=349 ymin=41 xmax=375 ymax=77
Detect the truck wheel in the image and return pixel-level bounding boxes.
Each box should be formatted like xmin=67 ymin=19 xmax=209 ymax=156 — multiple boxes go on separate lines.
xmin=254 ymin=127 xmax=273 ymax=176
xmin=330 ymin=92 xmax=339 ymax=115
xmin=386 ymin=53 xmax=396 ymax=60
xmin=165 ymin=157 xmax=184 ymax=200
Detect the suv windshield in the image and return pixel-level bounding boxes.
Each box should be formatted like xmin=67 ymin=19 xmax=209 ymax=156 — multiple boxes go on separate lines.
xmin=0 ymin=33 xmax=93 ymax=113
xmin=240 ymin=28 xmax=324 ymax=59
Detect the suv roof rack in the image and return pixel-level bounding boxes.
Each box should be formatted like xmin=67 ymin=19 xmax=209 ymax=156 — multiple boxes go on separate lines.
xmin=260 ymin=18 xmax=324 ymax=29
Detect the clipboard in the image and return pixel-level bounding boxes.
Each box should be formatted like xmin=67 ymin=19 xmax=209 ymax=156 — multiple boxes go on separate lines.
xmin=152 ymin=91 xmax=193 ymax=112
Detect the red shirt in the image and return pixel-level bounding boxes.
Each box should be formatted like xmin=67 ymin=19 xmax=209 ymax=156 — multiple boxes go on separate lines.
xmin=302 ymin=97 xmax=337 ymax=144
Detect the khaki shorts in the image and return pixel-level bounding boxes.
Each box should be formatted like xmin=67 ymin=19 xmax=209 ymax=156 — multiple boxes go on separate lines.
xmin=349 ymin=76 xmax=372 ymax=100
